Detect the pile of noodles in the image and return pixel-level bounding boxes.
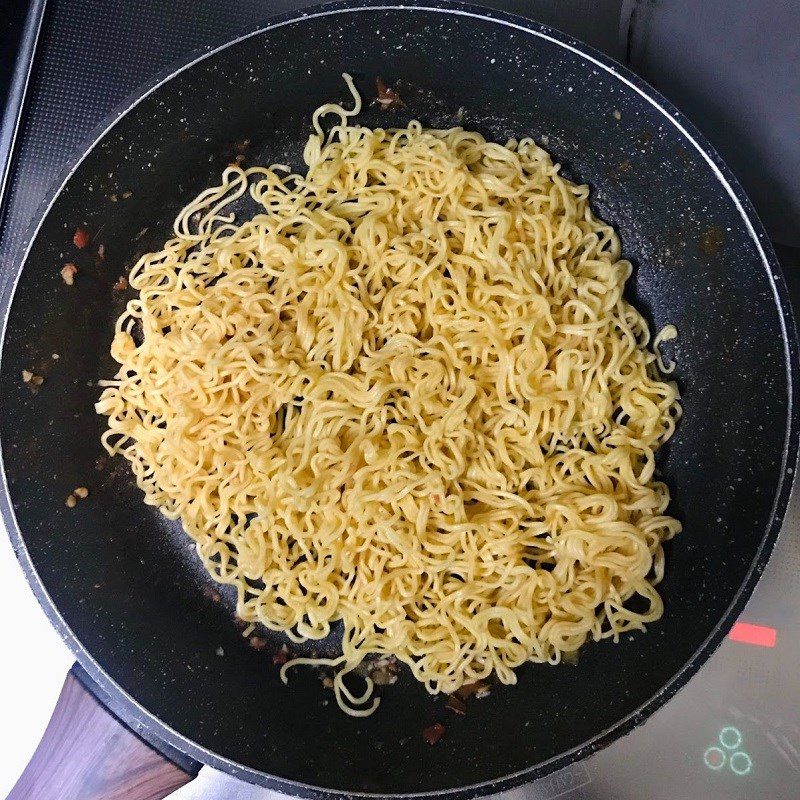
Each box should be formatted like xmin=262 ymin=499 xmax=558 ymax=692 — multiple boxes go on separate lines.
xmin=97 ymin=75 xmax=681 ymax=715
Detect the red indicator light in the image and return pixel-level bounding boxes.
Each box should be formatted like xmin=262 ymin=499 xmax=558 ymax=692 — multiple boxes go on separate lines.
xmin=729 ymin=622 xmax=776 ymax=648
xmin=704 ymin=746 xmax=726 ymax=770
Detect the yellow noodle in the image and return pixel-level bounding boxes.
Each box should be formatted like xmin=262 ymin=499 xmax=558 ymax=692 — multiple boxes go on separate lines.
xmin=654 ymin=323 xmax=678 ymax=374
xmin=97 ymin=74 xmax=682 ymax=715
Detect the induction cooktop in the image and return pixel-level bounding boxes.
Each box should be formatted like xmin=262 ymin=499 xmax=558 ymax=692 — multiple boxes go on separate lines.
xmin=1 ymin=2 xmax=798 ymax=799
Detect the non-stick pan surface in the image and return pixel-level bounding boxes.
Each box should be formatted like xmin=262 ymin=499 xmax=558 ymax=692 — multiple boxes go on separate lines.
xmin=1 ymin=2 xmax=797 ymax=797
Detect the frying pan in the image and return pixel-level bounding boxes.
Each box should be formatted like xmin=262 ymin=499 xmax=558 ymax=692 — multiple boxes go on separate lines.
xmin=1 ymin=2 xmax=798 ymax=798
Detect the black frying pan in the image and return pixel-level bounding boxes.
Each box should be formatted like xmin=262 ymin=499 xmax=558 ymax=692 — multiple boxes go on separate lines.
xmin=1 ymin=2 xmax=798 ymax=798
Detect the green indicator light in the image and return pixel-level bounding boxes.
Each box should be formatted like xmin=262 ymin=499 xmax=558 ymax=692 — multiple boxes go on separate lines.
xmin=730 ymin=751 xmax=752 ymax=776
xmin=704 ymin=746 xmax=726 ymax=770
xmin=719 ymin=726 xmax=743 ymax=750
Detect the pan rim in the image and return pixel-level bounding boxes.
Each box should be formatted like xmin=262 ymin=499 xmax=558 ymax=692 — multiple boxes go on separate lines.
xmin=1 ymin=1 xmax=798 ymax=797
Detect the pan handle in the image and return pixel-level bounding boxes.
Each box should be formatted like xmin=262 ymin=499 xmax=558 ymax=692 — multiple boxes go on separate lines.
xmin=7 ymin=666 xmax=193 ymax=800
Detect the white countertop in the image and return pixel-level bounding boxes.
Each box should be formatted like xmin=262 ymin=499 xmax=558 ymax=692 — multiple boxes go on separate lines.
xmin=0 ymin=528 xmax=72 ymax=795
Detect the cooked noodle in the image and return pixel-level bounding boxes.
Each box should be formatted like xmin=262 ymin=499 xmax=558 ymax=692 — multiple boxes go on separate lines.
xmin=654 ymin=324 xmax=678 ymax=374
xmin=97 ymin=74 xmax=682 ymax=716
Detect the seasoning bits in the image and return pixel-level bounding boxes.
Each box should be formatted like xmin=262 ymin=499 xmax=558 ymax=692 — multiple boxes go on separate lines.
xmin=422 ymin=722 xmax=445 ymax=745
xmin=21 ymin=370 xmax=44 ymax=388
xmin=60 ymin=263 xmax=78 ymax=285
xmin=373 ymin=77 xmax=403 ymax=111
xmin=73 ymin=227 xmax=89 ymax=249
xmin=65 ymin=486 xmax=89 ymax=508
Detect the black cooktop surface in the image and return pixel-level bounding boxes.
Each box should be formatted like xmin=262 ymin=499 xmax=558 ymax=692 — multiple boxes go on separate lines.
xmin=1 ymin=2 xmax=798 ymax=799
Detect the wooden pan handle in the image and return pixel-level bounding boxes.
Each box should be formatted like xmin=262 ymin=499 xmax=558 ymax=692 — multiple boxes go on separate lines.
xmin=7 ymin=668 xmax=193 ymax=800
